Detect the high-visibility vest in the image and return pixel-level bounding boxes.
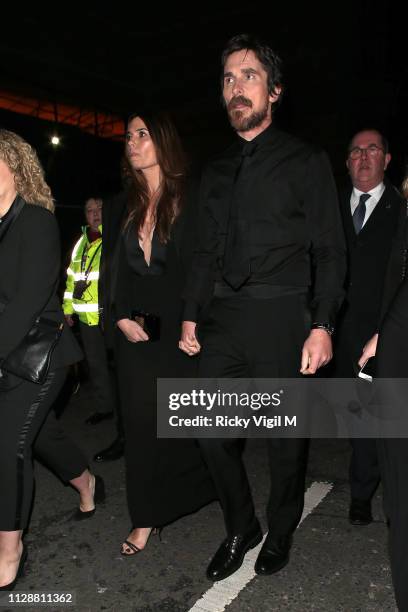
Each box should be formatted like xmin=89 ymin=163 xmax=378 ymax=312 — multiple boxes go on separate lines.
xmin=62 ymin=225 xmax=102 ymax=326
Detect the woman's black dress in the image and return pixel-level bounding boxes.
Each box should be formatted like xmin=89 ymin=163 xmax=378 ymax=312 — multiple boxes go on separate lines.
xmin=115 ymin=208 xmax=215 ymax=527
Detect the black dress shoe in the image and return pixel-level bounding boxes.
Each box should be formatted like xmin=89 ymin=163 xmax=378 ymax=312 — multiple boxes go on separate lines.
xmin=93 ymin=437 xmax=124 ymax=462
xmin=0 ymin=547 xmax=27 ymax=591
xmin=72 ymin=475 xmax=106 ymax=521
xmin=206 ymin=520 xmax=262 ymax=582
xmin=85 ymin=411 xmax=114 ymax=425
xmin=255 ymin=536 xmax=292 ymax=575
xmin=349 ymin=499 xmax=372 ymax=525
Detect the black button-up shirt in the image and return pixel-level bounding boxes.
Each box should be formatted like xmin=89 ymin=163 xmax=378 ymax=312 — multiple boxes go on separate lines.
xmin=183 ymin=124 xmax=346 ymax=326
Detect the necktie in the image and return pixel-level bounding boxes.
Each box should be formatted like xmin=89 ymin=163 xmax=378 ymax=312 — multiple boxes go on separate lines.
xmin=353 ymin=193 xmax=370 ymax=234
xmin=222 ymin=141 xmax=257 ymax=289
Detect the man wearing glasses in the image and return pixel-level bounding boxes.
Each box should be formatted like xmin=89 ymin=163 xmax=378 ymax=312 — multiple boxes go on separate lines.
xmin=332 ymin=129 xmax=406 ymax=526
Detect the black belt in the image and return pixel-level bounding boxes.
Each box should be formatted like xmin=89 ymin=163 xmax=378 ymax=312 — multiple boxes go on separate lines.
xmin=213 ymin=282 xmax=308 ymax=299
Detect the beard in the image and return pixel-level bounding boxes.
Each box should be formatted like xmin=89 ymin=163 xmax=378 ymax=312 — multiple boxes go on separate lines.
xmin=227 ymin=95 xmax=270 ymax=132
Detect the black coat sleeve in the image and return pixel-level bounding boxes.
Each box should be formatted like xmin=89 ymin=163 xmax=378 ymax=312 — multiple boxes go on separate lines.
xmin=182 ymin=168 xmax=218 ymax=322
xmin=113 ymin=234 xmax=132 ymax=322
xmin=305 ymin=150 xmax=346 ymax=326
xmin=0 ymin=208 xmax=60 ymax=360
xmin=379 ymin=200 xmax=408 ymax=326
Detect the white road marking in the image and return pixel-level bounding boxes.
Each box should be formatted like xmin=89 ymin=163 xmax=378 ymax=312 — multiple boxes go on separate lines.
xmin=188 ymin=481 xmax=333 ymax=612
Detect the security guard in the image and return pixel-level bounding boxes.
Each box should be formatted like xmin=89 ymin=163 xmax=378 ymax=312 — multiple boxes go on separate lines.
xmin=63 ymin=197 xmax=115 ymax=425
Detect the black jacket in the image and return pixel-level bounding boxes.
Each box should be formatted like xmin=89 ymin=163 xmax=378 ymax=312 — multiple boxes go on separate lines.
xmin=334 ymin=180 xmax=406 ymax=371
xmin=0 ymin=197 xmax=82 ymax=375
xmin=99 ymin=191 xmax=128 ymax=348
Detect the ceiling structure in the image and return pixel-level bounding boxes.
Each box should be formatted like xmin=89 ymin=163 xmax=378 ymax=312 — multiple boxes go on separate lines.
xmin=1 ymin=7 xmax=264 ymax=138
xmin=1 ymin=3 xmax=407 ymax=202
xmin=1 ymin=5 xmax=406 ymax=140
xmin=0 ymin=90 xmax=124 ymax=139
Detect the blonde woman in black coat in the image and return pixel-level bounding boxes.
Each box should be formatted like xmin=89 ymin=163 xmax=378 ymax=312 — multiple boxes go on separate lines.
xmin=0 ymin=130 xmax=104 ymax=591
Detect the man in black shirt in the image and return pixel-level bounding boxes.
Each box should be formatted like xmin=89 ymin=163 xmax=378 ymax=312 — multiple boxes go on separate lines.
xmin=180 ymin=34 xmax=346 ymax=582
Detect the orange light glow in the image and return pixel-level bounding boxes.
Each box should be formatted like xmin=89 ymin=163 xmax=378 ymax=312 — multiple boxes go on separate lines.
xmin=0 ymin=90 xmax=125 ymax=140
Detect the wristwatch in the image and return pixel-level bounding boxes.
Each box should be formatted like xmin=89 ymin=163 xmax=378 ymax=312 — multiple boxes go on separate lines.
xmin=311 ymin=322 xmax=335 ymax=336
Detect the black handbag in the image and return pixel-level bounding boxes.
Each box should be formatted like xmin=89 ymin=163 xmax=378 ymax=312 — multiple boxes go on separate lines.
xmin=1 ymin=317 xmax=63 ymax=384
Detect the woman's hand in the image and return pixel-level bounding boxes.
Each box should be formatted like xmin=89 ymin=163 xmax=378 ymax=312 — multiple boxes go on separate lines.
xmin=179 ymin=321 xmax=201 ymax=356
xmin=358 ymin=333 xmax=379 ymax=368
xmin=117 ymin=318 xmax=149 ymax=342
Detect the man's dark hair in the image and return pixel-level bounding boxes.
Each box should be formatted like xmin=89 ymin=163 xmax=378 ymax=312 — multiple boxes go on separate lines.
xmin=221 ymin=33 xmax=284 ymax=104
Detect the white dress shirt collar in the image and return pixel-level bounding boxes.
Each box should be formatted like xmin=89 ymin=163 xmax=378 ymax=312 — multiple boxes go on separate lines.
xmin=350 ymin=182 xmax=385 ymax=227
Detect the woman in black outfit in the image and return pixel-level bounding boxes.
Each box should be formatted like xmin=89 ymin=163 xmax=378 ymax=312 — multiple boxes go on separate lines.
xmin=115 ymin=112 xmax=214 ymax=555
xmin=356 ymin=176 xmax=408 ymax=611
xmin=0 ymin=130 xmax=104 ymax=590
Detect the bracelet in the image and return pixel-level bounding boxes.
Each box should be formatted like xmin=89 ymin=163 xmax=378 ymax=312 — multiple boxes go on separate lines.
xmin=311 ymin=322 xmax=335 ymax=336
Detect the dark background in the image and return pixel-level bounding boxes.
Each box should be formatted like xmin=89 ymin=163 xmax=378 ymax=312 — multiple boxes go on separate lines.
xmin=1 ymin=3 xmax=407 ymax=250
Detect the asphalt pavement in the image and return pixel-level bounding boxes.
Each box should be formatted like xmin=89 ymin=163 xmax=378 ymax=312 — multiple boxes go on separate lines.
xmin=4 ymin=382 xmax=398 ymax=612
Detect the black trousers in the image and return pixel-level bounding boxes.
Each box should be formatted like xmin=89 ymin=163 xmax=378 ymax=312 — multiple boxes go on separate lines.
xmin=375 ymin=278 xmax=408 ymax=611
xmin=0 ymin=369 xmax=87 ymax=531
xmin=198 ymin=294 xmax=310 ymax=538
xmin=333 ymin=335 xmax=381 ymax=502
xmin=349 ymin=438 xmax=380 ymax=501
xmin=377 ymin=439 xmax=408 ymax=612
xmin=79 ymin=322 xmax=122 ymax=433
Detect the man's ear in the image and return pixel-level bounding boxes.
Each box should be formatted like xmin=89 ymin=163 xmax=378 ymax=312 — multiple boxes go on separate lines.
xmin=269 ymin=85 xmax=282 ymax=105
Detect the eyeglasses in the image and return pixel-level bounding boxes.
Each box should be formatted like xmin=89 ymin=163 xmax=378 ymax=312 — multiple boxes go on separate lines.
xmin=348 ymin=144 xmax=385 ymax=160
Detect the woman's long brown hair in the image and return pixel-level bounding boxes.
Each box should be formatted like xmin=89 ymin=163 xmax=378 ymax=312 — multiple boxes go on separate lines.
xmin=122 ymin=111 xmax=187 ymax=242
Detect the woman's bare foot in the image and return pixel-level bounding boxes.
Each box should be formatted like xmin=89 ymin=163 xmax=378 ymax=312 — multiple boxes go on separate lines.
xmin=121 ymin=527 xmax=153 ymax=555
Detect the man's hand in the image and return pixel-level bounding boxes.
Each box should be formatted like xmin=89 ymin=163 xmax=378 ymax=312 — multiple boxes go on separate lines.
xmin=117 ymin=318 xmax=149 ymax=342
xmin=179 ymin=321 xmax=201 ymax=356
xmin=358 ymin=333 xmax=378 ymax=368
xmin=65 ymin=314 xmax=75 ymax=327
xmin=300 ymin=329 xmax=333 ymax=375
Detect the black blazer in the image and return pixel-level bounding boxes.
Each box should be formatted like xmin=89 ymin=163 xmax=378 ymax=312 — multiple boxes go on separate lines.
xmin=99 ymin=191 xmax=128 ymax=348
xmin=335 ymin=180 xmax=406 ymax=369
xmin=0 ymin=197 xmax=82 ymax=375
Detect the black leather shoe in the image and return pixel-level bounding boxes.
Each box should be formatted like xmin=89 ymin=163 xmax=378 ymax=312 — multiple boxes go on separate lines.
xmin=85 ymin=411 xmax=114 ymax=425
xmin=254 ymin=536 xmax=292 ymax=575
xmin=206 ymin=520 xmax=262 ymax=582
xmin=93 ymin=437 xmax=124 ymax=462
xmin=349 ymin=499 xmax=372 ymax=525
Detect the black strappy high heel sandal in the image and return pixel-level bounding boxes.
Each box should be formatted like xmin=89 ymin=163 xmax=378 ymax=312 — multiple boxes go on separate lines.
xmin=120 ymin=527 xmax=163 ymax=557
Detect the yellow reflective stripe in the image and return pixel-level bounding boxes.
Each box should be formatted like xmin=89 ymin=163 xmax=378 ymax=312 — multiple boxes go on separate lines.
xmin=71 ymin=236 xmax=84 ymax=260
xmin=72 ymin=303 xmax=99 ymax=312
xmin=67 ymin=267 xmax=75 ymax=276
xmin=64 ymin=292 xmax=73 ymax=299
